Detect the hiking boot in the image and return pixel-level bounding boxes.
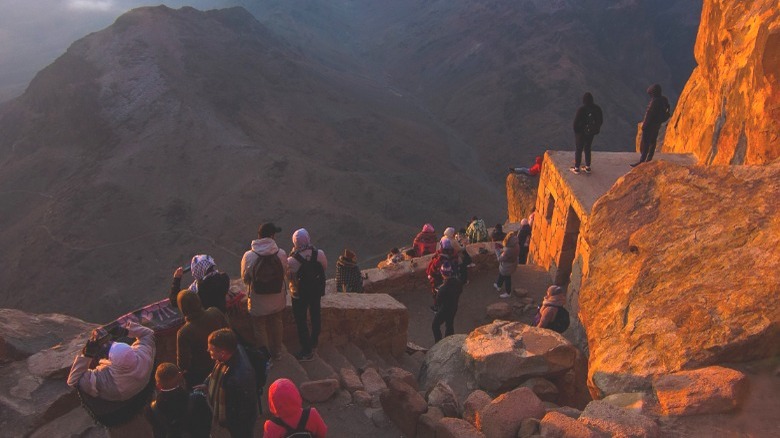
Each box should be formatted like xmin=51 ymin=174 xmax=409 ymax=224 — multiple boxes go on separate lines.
xmin=583 ymin=166 xmax=591 ymax=174
xmin=569 ymin=166 xmax=580 ymax=174
xmin=499 ymin=293 xmax=511 ymax=299
xmin=294 ymin=351 xmax=315 ymax=362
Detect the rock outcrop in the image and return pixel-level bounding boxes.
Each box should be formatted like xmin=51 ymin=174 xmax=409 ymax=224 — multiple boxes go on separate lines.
xmin=0 ymin=309 xmax=94 ymax=364
xmin=663 ymin=0 xmax=780 ymax=164
xmin=506 ymin=173 xmax=539 ymax=223
xmin=581 ymin=161 xmax=780 ymax=397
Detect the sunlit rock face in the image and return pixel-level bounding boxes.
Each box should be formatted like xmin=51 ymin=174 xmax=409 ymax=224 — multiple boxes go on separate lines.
xmin=580 ymin=161 xmax=780 ymax=398
xmin=664 ymin=0 xmax=780 ymax=165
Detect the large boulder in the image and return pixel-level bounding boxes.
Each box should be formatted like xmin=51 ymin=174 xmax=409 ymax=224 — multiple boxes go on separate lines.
xmin=539 ymin=411 xmax=599 ymax=438
xmin=380 ymin=378 xmax=428 ymax=438
xmin=463 ymin=321 xmax=577 ymax=393
xmin=507 ymin=173 xmax=539 ymax=222
xmin=462 ymin=390 xmax=492 ymax=427
xmin=418 ymin=335 xmax=478 ymax=402
xmin=663 ymin=0 xmax=780 ymax=165
xmin=476 ymin=387 xmax=546 ymax=438
xmin=0 ymin=309 xmax=94 ymax=364
xmin=652 ymin=366 xmax=748 ymax=416
xmin=435 ymin=418 xmax=486 ymax=438
xmin=581 ymin=161 xmax=780 ymax=397
xmin=579 ymin=400 xmax=659 ymax=438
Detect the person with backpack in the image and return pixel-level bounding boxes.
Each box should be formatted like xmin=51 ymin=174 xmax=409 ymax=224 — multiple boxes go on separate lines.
xmin=413 ymin=223 xmax=438 ymax=256
xmin=494 ymin=232 xmax=519 ymax=299
xmin=264 ymin=378 xmax=328 ymax=438
xmin=241 ymin=222 xmax=288 ymax=362
xmin=571 ymin=92 xmax=604 ymax=174
xmin=535 ymin=285 xmax=570 ymax=334
xmin=175 ymin=290 xmax=229 ymax=388
xmin=287 ymin=228 xmax=328 ymax=362
xmin=170 ymin=254 xmax=230 ymax=313
xmin=426 ymin=239 xmax=458 ymax=311
xmin=335 ymin=249 xmax=363 ymax=293
xmin=466 ymin=216 xmax=488 ymax=243
xmin=431 ymin=262 xmax=464 ymax=343
xmin=146 ymin=363 xmax=212 ymax=438
xmin=631 ymin=83 xmax=672 ymax=167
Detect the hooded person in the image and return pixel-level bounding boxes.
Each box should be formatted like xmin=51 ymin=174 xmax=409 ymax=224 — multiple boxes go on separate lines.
xmin=431 ymin=261 xmax=464 ymax=343
xmin=494 ymin=232 xmax=520 ymax=298
xmin=170 ymin=254 xmax=230 ymax=313
xmin=336 ymin=249 xmax=363 ymax=293
xmin=536 ymin=285 xmax=570 ymax=333
xmin=176 ymin=290 xmax=229 ymax=387
xmin=67 ymin=321 xmax=156 ymax=402
xmin=146 ymin=363 xmax=212 ymax=438
xmin=632 ymin=83 xmax=671 ymax=167
xmin=571 ymin=92 xmax=604 ymax=174
xmin=264 ymin=378 xmax=327 ymax=438
xmin=509 ymin=156 xmax=544 ymax=176
xmin=517 ymin=218 xmax=532 ymax=265
xmin=437 ymin=227 xmax=462 ymax=255
xmin=413 ymin=223 xmax=438 ymax=256
xmin=287 ymin=228 xmax=328 ymax=361
xmin=241 ymin=222 xmax=289 ymax=361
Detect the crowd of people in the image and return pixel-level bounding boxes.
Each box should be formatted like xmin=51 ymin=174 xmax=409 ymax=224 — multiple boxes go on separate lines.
xmin=66 ymin=213 xmax=570 ymax=437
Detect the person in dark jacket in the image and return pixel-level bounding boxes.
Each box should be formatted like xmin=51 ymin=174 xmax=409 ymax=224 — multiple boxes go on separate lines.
xmin=431 ymin=262 xmax=463 ymax=343
xmin=517 ymin=218 xmax=532 ymax=265
xmin=336 ymin=249 xmax=364 ymax=292
xmin=632 ymin=84 xmax=671 ymax=167
xmin=491 ymin=223 xmax=507 ymax=253
xmin=571 ymin=92 xmax=603 ymax=174
xmin=205 ymin=329 xmax=258 ymax=438
xmin=176 ymin=291 xmax=229 ymax=388
xmin=146 ymin=363 xmax=211 ymax=438
xmin=170 ymin=254 xmax=230 ymax=313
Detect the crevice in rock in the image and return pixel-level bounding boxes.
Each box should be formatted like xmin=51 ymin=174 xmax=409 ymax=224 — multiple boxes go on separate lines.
xmin=729 ymin=124 xmax=748 ymax=165
xmin=706 ymin=95 xmax=728 ymax=165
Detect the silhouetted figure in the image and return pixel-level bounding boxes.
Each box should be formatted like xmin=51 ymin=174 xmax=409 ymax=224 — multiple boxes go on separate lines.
xmin=176 ymin=290 xmax=229 ymax=388
xmin=146 ymin=363 xmax=211 ymax=438
xmin=571 ymin=92 xmax=603 ymax=174
xmin=432 ymin=262 xmax=463 ymax=343
xmin=287 ymin=228 xmax=328 ymax=362
xmin=632 ymin=84 xmax=671 ymax=167
xmin=517 ymin=218 xmax=532 ymax=265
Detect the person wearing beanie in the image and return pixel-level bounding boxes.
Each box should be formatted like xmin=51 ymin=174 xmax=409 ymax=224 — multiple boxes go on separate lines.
xmin=287 ymin=228 xmax=328 ymax=362
xmin=413 ymin=223 xmax=438 ymax=256
xmin=536 ymin=285 xmax=570 ymax=333
xmin=170 ymin=254 xmax=230 ymax=313
xmin=632 ymin=83 xmax=671 ymax=167
xmin=431 ymin=261 xmax=464 ymax=343
xmin=176 ymin=290 xmax=229 ymax=387
xmin=67 ymin=321 xmax=156 ymax=401
xmin=241 ymin=222 xmax=288 ymax=361
xmin=336 ymin=249 xmax=363 ymax=293
xmin=264 ymin=378 xmax=327 ymax=438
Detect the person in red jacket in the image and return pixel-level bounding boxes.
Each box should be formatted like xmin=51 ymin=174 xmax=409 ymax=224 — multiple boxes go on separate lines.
xmin=264 ymin=378 xmax=327 ymax=438
xmin=413 ymin=223 xmax=438 ymax=257
xmin=509 ymin=156 xmax=543 ymax=176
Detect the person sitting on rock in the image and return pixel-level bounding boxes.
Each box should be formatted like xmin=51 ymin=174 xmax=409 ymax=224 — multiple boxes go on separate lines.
xmin=176 ymin=290 xmax=229 ymax=388
xmin=170 ymin=254 xmax=230 ymax=313
xmin=413 ymin=223 xmax=438 ymax=256
xmin=509 ymin=156 xmax=543 ymax=176
xmin=517 ymin=218 xmax=532 ymax=265
xmin=336 ymin=249 xmax=364 ymax=293
xmin=535 ymin=285 xmax=570 ymax=334
xmin=494 ymin=232 xmax=519 ymax=298
xmin=431 ymin=262 xmax=463 ymax=343
xmin=146 ymin=363 xmax=212 ymax=438
xmin=437 ymin=227 xmax=462 ymax=253
xmin=466 ymin=216 xmax=488 ymax=243
xmin=67 ymin=321 xmax=156 ymax=402
xmin=264 ymin=378 xmax=327 ymax=438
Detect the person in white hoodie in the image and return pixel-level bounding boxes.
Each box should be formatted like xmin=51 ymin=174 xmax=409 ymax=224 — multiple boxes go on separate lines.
xmin=241 ymin=222 xmax=289 ymax=361
xmin=287 ymin=228 xmax=328 ymax=362
xmin=67 ymin=321 xmax=156 ymax=401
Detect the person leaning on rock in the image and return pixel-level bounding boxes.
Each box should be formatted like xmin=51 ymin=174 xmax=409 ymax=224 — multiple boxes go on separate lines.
xmin=176 ymin=290 xmax=229 ymax=388
xmin=632 ymin=83 xmax=671 ymax=167
xmin=67 ymin=320 xmax=156 ymax=402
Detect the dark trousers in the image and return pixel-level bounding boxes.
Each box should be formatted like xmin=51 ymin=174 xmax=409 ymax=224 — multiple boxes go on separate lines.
xmin=575 ymin=133 xmax=594 ymax=168
xmin=227 ymin=418 xmax=256 ymax=438
xmin=292 ymin=295 xmax=321 ymax=354
xmin=639 ymin=126 xmax=661 ymax=162
xmin=496 ymin=274 xmax=512 ymax=294
xmin=432 ymin=309 xmax=456 ymax=343
xmin=519 ymin=247 xmax=529 ymax=265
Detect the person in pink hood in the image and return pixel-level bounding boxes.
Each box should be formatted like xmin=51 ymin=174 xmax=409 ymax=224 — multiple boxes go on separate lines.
xmin=413 ymin=223 xmax=437 ymax=257
xmin=264 ymin=378 xmax=328 ymax=437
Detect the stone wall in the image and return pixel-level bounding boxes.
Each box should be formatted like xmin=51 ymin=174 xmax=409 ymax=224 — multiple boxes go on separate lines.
xmin=506 ymin=173 xmax=539 ymax=223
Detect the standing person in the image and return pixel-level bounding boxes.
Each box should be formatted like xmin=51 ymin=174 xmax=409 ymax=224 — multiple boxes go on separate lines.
xmin=205 ymin=329 xmax=257 ymax=438
xmin=517 ymin=218 xmax=532 ymax=265
xmin=241 ymin=222 xmax=288 ymax=362
xmin=570 ymin=92 xmax=603 ymax=174
xmin=413 ymin=223 xmax=438 ymax=256
xmin=264 ymin=378 xmax=328 ymax=438
xmin=431 ymin=262 xmax=463 ymax=343
xmin=170 ymin=254 xmax=230 ymax=313
xmin=146 ymin=363 xmax=212 ymax=438
xmin=67 ymin=321 xmax=156 ymax=402
xmin=466 ymin=216 xmax=488 ymax=243
xmin=632 ymin=83 xmax=671 ymax=167
xmin=535 ymin=286 xmax=570 ymax=334
xmin=176 ymin=291 xmax=229 ymax=388
xmin=287 ymin=228 xmax=328 ymax=362
xmin=494 ymin=232 xmax=519 ymax=298
xmin=335 ymin=249 xmax=363 ymax=293
xmin=426 ymin=239 xmax=457 ymax=310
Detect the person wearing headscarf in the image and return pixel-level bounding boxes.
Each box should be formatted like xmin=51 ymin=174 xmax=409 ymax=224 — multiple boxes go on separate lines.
xmin=287 ymin=228 xmax=328 ymax=362
xmin=170 ymin=254 xmax=230 ymax=313
xmin=336 ymin=249 xmax=363 ymax=293
xmin=413 ymin=223 xmax=438 ymax=256
xmin=67 ymin=321 xmax=156 ymax=401
xmin=176 ymin=291 xmax=229 ymax=387
xmin=264 ymin=378 xmax=327 ymax=438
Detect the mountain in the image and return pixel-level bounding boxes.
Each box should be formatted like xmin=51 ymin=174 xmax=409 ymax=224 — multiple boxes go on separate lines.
xmin=0 ymin=6 xmax=502 ymax=321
